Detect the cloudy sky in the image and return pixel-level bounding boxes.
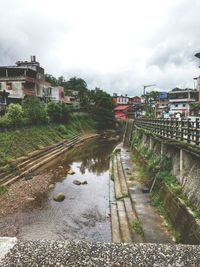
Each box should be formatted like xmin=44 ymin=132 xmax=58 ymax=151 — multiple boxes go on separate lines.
xmin=0 ymin=0 xmax=200 ymax=96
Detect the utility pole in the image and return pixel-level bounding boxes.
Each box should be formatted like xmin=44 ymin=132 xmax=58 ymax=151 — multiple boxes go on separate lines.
xmin=143 ymin=84 xmax=156 ymax=96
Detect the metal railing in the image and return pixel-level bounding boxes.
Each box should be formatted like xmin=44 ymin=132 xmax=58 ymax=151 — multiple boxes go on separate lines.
xmin=135 ymin=118 xmax=200 ymax=147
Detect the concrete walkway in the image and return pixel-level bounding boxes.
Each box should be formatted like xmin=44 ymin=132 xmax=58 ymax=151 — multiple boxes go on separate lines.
xmin=111 ymin=143 xmax=172 ymax=244
xmin=1 ymin=238 xmax=200 ymax=267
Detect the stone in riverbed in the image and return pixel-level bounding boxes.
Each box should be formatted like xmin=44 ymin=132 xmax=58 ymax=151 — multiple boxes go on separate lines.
xmin=68 ymin=169 xmax=75 ymax=175
xmin=49 ymin=184 xmax=55 ymax=189
xmin=82 ymin=181 xmax=88 ymax=185
xmin=73 ymin=180 xmax=81 ymax=185
xmin=53 ymin=192 xmax=65 ymax=202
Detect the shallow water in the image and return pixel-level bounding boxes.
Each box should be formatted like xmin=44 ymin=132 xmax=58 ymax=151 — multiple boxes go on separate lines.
xmin=3 ymin=137 xmax=119 ymax=242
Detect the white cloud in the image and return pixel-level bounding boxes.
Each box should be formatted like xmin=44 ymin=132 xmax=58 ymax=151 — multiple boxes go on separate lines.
xmin=0 ymin=0 xmax=199 ymax=95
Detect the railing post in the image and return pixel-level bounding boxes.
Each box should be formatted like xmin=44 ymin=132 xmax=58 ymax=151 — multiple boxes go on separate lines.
xmin=196 ymin=118 xmax=199 ymax=146
xmin=181 ymin=119 xmax=184 ymax=141
xmin=187 ymin=118 xmax=191 ymax=143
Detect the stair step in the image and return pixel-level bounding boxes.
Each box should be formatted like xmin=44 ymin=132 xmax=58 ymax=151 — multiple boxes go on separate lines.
xmin=123 ymin=197 xmax=143 ymax=243
xmin=117 ymin=200 xmax=132 ymax=243
xmin=2 ymin=134 xmax=97 ymax=186
xmin=113 ymin=156 xmax=123 ymax=200
xmin=111 ymin=202 xmax=122 ymax=243
xmin=116 ymin=154 xmax=128 ymax=196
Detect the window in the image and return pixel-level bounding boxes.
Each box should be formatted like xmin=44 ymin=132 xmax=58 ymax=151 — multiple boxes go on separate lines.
xmin=182 ymin=104 xmax=186 ymax=107
xmin=175 ymin=104 xmax=178 ymax=107
xmin=6 ymin=82 xmax=12 ymax=90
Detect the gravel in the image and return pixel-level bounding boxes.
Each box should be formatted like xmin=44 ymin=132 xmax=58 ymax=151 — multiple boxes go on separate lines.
xmin=1 ymin=240 xmax=200 ymax=267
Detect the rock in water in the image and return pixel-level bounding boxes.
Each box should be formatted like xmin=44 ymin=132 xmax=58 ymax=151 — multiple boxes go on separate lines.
xmin=53 ymin=192 xmax=65 ymax=202
xmin=68 ymin=169 xmax=75 ymax=175
xmin=73 ymin=180 xmax=81 ymax=185
xmin=49 ymin=184 xmax=55 ymax=189
xmin=82 ymin=181 xmax=88 ymax=185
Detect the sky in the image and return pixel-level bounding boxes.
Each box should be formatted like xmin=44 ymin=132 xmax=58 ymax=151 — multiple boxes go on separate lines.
xmin=0 ymin=0 xmax=200 ymax=96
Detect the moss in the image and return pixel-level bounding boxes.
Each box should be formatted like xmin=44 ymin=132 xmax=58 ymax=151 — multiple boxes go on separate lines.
xmin=0 ymin=185 xmax=8 ymax=194
xmin=132 ymin=219 xmax=144 ymax=235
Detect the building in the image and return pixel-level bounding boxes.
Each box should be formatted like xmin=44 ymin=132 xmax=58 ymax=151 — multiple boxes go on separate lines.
xmin=113 ymin=93 xmax=129 ymax=106
xmin=129 ymin=96 xmax=141 ymax=104
xmin=156 ymin=91 xmax=169 ymax=116
xmin=0 ymin=56 xmax=45 ymax=104
xmin=114 ymin=105 xmax=129 ymax=120
xmin=168 ymin=88 xmax=198 ymax=116
xmin=0 ymin=56 xmax=69 ymax=109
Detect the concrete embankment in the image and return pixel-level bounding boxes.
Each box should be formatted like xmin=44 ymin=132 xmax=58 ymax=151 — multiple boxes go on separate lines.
xmin=0 ymin=133 xmax=98 ymax=187
xmin=1 ymin=238 xmax=200 ymax=267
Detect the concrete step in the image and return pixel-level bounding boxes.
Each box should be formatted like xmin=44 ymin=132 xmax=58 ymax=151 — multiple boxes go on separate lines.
xmin=110 ymin=202 xmax=122 ymax=243
xmin=1 ymin=134 xmax=97 ymax=186
xmin=116 ymin=200 xmax=132 ymax=243
xmin=0 ymin=136 xmax=79 ymax=184
xmin=116 ymin=154 xmax=128 ymax=196
xmin=123 ymin=197 xmax=144 ymax=243
xmin=113 ymin=156 xmax=123 ymax=200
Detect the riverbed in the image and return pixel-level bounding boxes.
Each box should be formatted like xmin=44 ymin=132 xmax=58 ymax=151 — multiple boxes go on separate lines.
xmin=0 ymin=136 xmax=119 ymax=242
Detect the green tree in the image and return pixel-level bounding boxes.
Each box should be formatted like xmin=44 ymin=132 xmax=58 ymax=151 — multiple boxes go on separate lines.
xmin=6 ymin=103 xmax=24 ymax=126
xmin=47 ymin=101 xmax=69 ymax=123
xmin=88 ymin=88 xmax=115 ymax=129
xmin=45 ymin=74 xmax=58 ymax=86
xmin=63 ymin=77 xmax=88 ymax=107
xmin=22 ymin=96 xmax=48 ymax=125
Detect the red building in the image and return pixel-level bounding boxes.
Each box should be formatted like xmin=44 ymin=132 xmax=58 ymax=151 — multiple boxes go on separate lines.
xmin=129 ymin=96 xmax=141 ymax=104
xmin=114 ymin=105 xmax=130 ymax=120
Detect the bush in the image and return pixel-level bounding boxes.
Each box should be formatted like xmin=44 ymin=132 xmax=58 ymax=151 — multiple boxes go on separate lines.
xmin=0 ymin=116 xmax=11 ymax=129
xmin=47 ymin=101 xmax=69 ymax=123
xmin=58 ymin=124 xmax=67 ymax=134
xmin=22 ymin=96 xmax=48 ymax=125
xmin=5 ymin=103 xmax=24 ymax=127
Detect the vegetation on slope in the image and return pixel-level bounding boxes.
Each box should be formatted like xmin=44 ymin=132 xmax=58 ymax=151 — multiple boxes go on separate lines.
xmin=0 ymin=113 xmax=96 ymax=166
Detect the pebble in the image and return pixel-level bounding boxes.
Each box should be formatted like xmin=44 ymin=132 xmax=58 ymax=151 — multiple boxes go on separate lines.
xmin=1 ymin=240 xmax=200 ymax=267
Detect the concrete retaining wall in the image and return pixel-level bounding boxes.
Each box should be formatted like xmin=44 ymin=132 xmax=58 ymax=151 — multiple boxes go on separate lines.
xmin=134 ymin=129 xmax=200 ymax=209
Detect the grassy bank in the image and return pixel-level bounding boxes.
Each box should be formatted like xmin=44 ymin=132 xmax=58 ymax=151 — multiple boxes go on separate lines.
xmin=0 ymin=113 xmax=96 ymax=166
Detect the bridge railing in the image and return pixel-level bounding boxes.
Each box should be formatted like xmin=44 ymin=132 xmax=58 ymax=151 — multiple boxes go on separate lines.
xmin=135 ymin=118 xmax=200 ymax=147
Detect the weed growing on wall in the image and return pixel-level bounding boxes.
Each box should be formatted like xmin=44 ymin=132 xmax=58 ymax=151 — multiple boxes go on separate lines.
xmin=150 ymin=192 xmax=181 ymax=242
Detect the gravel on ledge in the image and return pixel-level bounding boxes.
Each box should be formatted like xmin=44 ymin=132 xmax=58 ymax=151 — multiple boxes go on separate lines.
xmin=1 ymin=240 xmax=200 ymax=267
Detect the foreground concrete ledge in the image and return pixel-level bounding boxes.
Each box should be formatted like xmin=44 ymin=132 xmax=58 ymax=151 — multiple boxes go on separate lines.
xmin=0 ymin=237 xmax=17 ymax=261
xmin=1 ymin=239 xmax=200 ymax=267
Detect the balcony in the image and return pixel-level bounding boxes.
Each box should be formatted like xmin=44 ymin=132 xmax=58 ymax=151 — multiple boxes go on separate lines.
xmin=169 ymin=98 xmax=196 ymax=103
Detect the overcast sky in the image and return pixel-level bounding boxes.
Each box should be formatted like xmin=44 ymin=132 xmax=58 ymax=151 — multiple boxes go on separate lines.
xmin=0 ymin=0 xmax=200 ymax=96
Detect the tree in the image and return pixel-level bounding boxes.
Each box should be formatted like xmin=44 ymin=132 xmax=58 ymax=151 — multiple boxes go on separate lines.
xmin=45 ymin=74 xmax=58 ymax=86
xmin=22 ymin=96 xmax=48 ymax=124
xmin=63 ymin=77 xmax=88 ymax=107
xmin=47 ymin=101 xmax=69 ymax=123
xmin=88 ymin=88 xmax=115 ymax=129
xmin=6 ymin=103 xmax=24 ymax=126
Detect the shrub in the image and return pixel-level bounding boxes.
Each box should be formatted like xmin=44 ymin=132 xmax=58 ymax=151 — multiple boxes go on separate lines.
xmin=0 ymin=116 xmax=11 ymax=129
xmin=47 ymin=101 xmax=69 ymax=123
xmin=6 ymin=103 xmax=24 ymax=126
xmin=22 ymin=96 xmax=48 ymax=125
xmin=58 ymin=124 xmax=67 ymax=134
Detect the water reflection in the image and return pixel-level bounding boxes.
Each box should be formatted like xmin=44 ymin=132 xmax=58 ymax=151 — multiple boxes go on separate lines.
xmin=63 ymin=137 xmax=118 ymax=174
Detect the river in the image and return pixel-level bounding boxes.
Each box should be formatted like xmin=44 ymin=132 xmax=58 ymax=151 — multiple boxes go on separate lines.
xmin=1 ymin=136 xmax=120 ymax=242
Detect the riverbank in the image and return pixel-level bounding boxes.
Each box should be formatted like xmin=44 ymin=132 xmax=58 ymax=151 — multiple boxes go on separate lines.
xmin=0 ymin=113 xmax=96 ymax=167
